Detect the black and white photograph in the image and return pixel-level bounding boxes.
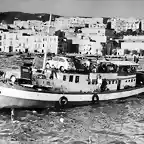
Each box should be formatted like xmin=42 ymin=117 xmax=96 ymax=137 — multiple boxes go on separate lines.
xmin=0 ymin=0 xmax=143 ymax=143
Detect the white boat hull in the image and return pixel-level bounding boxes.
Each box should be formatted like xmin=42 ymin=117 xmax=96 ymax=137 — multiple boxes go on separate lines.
xmin=0 ymin=83 xmax=143 ymax=108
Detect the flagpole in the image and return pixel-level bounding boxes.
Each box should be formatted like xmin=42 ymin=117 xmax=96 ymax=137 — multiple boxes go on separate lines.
xmin=42 ymin=13 xmax=52 ymax=71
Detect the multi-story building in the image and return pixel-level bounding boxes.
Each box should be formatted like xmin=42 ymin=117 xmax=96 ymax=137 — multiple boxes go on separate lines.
xmin=54 ymin=17 xmax=69 ymax=30
xmin=89 ymin=23 xmax=106 ymax=29
xmin=72 ymin=35 xmax=103 ymax=55
xmin=14 ymin=20 xmax=29 ymax=29
xmin=0 ymin=31 xmax=58 ymax=54
xmin=109 ymin=17 xmax=140 ymax=32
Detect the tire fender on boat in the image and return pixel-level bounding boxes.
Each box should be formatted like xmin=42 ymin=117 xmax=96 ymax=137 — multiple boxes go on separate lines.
xmin=92 ymin=93 xmax=99 ymax=104
xmin=59 ymin=96 xmax=68 ymax=107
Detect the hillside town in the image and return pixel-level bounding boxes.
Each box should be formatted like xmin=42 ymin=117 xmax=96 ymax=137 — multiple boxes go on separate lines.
xmin=0 ymin=16 xmax=144 ymax=57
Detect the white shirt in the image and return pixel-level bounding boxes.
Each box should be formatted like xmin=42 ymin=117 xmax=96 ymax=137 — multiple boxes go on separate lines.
xmin=97 ymin=78 xmax=102 ymax=85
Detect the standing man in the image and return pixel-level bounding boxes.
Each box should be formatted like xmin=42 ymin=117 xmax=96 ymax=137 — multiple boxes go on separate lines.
xmin=97 ymin=74 xmax=102 ymax=92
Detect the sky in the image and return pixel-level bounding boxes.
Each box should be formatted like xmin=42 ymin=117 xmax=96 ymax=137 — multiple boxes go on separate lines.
xmin=0 ymin=0 xmax=144 ymax=18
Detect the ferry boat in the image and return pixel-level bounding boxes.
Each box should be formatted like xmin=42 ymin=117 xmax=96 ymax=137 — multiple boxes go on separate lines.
xmin=0 ymin=59 xmax=144 ymax=109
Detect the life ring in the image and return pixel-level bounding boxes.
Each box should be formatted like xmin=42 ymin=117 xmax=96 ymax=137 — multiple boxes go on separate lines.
xmin=59 ymin=96 xmax=68 ymax=107
xmin=10 ymin=75 xmax=16 ymax=83
xmin=92 ymin=93 xmax=99 ymax=104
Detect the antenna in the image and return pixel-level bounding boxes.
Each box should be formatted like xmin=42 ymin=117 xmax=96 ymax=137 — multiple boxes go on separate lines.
xmin=42 ymin=13 xmax=52 ymax=71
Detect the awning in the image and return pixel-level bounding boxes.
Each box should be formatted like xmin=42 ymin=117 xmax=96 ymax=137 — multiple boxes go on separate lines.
xmin=110 ymin=61 xmax=139 ymax=66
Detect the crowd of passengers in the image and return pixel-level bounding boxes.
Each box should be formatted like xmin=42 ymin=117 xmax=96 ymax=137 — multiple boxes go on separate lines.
xmin=79 ymin=61 xmax=136 ymax=74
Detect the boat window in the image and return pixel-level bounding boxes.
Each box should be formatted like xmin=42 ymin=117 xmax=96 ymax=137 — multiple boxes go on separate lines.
xmin=63 ymin=75 xmax=66 ymax=81
xmin=112 ymin=80 xmax=115 ymax=84
xmin=88 ymin=81 xmax=91 ymax=85
xmin=115 ymin=81 xmax=117 ymax=84
xmin=75 ymin=76 xmax=79 ymax=83
xmin=92 ymin=79 xmax=97 ymax=85
xmin=69 ymin=75 xmax=73 ymax=82
xmin=92 ymin=79 xmax=95 ymax=85
xmin=131 ymin=79 xmax=133 ymax=82
xmin=108 ymin=81 xmax=111 ymax=84
xmin=128 ymin=80 xmax=130 ymax=82
xmin=134 ymin=79 xmax=135 ymax=81
xmin=125 ymin=80 xmax=127 ymax=82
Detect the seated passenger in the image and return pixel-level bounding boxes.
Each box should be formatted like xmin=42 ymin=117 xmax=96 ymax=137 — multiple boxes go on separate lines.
xmin=101 ymin=78 xmax=108 ymax=92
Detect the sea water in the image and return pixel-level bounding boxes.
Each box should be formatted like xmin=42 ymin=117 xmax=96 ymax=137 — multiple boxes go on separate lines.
xmin=0 ymin=96 xmax=143 ymax=144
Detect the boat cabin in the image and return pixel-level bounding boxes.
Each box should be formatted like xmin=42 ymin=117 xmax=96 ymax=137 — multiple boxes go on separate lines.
xmin=19 ymin=60 xmax=139 ymax=93
xmin=45 ymin=60 xmax=139 ymax=93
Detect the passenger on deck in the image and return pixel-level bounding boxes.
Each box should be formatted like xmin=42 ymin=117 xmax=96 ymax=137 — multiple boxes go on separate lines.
xmin=97 ymin=74 xmax=102 ymax=92
xmin=49 ymin=65 xmax=57 ymax=79
xmin=101 ymin=78 xmax=108 ymax=92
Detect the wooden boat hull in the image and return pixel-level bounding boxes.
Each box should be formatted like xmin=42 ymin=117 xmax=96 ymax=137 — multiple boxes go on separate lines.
xmin=0 ymin=82 xmax=144 ymax=108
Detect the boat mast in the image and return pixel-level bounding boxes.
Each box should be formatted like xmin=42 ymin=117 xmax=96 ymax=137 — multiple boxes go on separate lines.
xmin=42 ymin=13 xmax=52 ymax=71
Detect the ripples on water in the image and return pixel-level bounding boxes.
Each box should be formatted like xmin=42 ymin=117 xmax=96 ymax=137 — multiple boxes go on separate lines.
xmin=0 ymin=96 xmax=144 ymax=144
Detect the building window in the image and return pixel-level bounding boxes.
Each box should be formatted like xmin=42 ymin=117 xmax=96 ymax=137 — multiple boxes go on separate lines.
xmin=69 ymin=75 xmax=73 ymax=82
xmin=63 ymin=75 xmax=66 ymax=81
xmin=75 ymin=76 xmax=79 ymax=83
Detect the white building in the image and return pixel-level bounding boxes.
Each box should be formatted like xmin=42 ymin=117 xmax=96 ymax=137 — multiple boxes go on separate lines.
xmin=54 ymin=17 xmax=69 ymax=30
xmin=0 ymin=32 xmax=58 ymax=54
xmin=72 ymin=35 xmax=103 ymax=55
xmin=55 ymin=17 xmax=104 ymax=30
xmin=14 ymin=20 xmax=29 ymax=29
xmin=141 ymin=20 xmax=144 ymax=31
xmin=89 ymin=23 xmax=106 ymax=29
xmin=110 ymin=17 xmax=140 ymax=32
xmin=81 ymin=28 xmax=105 ymax=36
xmin=118 ymin=40 xmax=144 ymax=55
